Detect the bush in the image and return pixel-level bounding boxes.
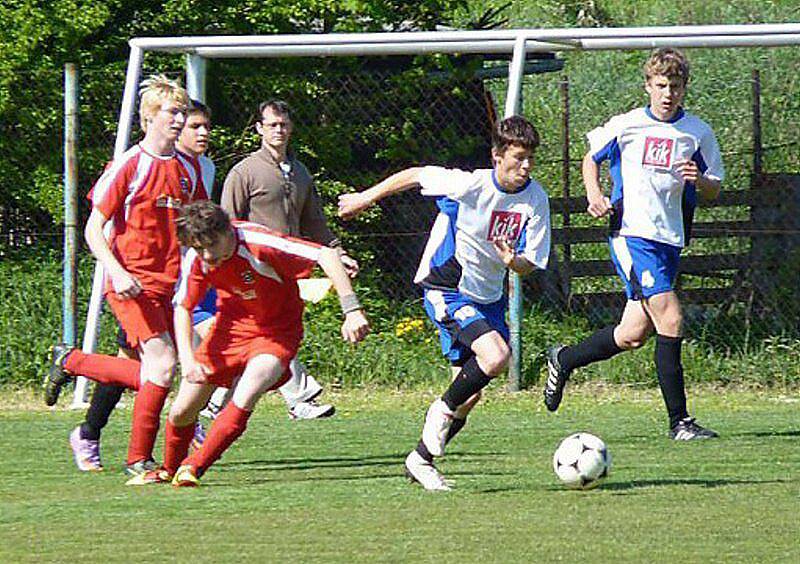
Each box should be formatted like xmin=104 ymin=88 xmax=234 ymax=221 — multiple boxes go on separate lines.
xmin=2 ymin=247 xmax=799 ymax=390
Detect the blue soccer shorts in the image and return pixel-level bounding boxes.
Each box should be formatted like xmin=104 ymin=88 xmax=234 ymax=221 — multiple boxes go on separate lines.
xmin=423 ymin=289 xmax=508 ymax=366
xmin=609 ymin=235 xmax=681 ymax=300
xmin=192 ymin=287 xmax=218 ymax=326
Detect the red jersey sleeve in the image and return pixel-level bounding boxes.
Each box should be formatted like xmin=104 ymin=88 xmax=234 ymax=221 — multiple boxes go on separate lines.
xmin=235 ymin=223 xmax=321 ymax=281
xmin=174 ymin=250 xmax=210 ymax=311
xmin=90 ymin=155 xmax=137 ymax=219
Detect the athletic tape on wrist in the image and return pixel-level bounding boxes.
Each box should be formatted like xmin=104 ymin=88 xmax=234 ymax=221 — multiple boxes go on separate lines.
xmin=339 ymin=293 xmax=362 ymax=315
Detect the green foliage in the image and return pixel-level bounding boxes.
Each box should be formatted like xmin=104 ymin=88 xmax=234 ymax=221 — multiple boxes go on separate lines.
xmin=2 ymin=249 xmax=798 ymax=388
xmin=0 ymin=0 xmax=470 ymax=229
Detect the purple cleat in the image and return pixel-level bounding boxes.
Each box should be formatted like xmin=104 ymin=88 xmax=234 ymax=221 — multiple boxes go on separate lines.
xmin=190 ymin=421 xmax=206 ymax=451
xmin=69 ymin=426 xmax=103 ymax=472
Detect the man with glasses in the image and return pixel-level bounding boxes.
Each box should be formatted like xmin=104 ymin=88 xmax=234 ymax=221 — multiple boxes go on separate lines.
xmin=220 ymin=100 xmax=358 ymax=420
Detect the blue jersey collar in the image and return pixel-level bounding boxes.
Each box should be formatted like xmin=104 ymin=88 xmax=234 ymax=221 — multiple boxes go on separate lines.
xmin=645 ymin=105 xmax=685 ymax=123
xmin=492 ymin=170 xmax=531 ymax=194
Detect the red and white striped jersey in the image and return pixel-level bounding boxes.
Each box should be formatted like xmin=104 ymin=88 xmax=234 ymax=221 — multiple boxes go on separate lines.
xmin=90 ymin=144 xmax=208 ymax=295
xmin=175 ymin=221 xmax=321 ymax=331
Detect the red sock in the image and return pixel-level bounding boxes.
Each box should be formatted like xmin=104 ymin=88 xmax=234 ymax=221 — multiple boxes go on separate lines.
xmin=182 ymin=403 xmax=251 ymax=476
xmin=64 ymin=350 xmax=140 ymax=390
xmin=126 ymin=381 xmax=170 ymax=465
xmin=163 ymin=420 xmax=195 ymax=476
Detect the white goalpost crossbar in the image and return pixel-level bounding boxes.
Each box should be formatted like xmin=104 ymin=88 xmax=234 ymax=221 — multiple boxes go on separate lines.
xmin=70 ymin=23 xmax=800 ymax=404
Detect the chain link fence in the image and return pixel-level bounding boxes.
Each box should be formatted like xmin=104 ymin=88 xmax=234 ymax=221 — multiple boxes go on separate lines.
xmin=2 ymin=51 xmax=799 ymax=346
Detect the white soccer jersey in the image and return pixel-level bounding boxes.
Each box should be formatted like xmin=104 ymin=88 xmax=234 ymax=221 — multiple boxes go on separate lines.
xmin=587 ymin=107 xmax=724 ymax=248
xmin=413 ymin=166 xmax=551 ymax=304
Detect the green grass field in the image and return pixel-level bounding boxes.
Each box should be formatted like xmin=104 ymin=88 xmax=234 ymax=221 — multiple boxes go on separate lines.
xmin=1 ymin=387 xmax=798 ymax=563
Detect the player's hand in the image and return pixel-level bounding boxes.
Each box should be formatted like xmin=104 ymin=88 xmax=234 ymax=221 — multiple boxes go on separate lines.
xmin=341 ymin=310 xmax=370 ymax=343
xmin=338 ymin=193 xmax=372 ymax=220
xmin=491 ymin=236 xmax=516 ymax=267
xmin=340 ymin=252 xmax=360 ymax=278
xmin=675 ymin=159 xmax=699 ymax=183
xmin=183 ymin=359 xmax=211 ymax=384
xmin=586 ymin=191 xmax=613 ymax=218
xmin=110 ymin=269 xmax=142 ymax=300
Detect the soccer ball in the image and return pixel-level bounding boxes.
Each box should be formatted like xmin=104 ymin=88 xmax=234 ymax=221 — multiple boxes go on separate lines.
xmin=552 ymin=432 xmax=611 ymax=490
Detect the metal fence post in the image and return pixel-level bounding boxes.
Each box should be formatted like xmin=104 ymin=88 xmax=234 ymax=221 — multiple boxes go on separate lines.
xmin=505 ymin=36 xmax=527 ymax=392
xmin=63 ymin=64 xmax=78 ymax=347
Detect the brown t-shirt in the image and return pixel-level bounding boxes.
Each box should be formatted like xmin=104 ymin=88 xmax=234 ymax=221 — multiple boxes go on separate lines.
xmin=220 ymin=147 xmax=336 ymax=245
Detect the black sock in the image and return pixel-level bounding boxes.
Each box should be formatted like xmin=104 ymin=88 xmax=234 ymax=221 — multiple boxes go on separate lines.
xmin=415 ymin=417 xmax=467 ymax=462
xmin=559 ymin=325 xmax=623 ymax=372
xmin=655 ymin=334 xmax=689 ymax=428
xmin=80 ymin=384 xmax=125 ymax=441
xmin=441 ymin=357 xmax=492 ymax=411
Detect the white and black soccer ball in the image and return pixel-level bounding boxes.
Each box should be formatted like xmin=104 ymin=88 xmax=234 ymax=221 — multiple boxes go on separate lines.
xmin=552 ymin=432 xmax=611 ymax=490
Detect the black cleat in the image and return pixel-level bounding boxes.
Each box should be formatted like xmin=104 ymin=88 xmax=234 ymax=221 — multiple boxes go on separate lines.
xmin=543 ymin=345 xmax=571 ymax=412
xmin=43 ymin=343 xmax=74 ymax=406
xmin=670 ymin=417 xmax=719 ymax=441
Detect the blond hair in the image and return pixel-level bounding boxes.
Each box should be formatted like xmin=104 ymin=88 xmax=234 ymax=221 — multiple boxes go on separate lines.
xmin=138 ymin=74 xmax=189 ymax=131
xmin=644 ymin=48 xmax=690 ymax=86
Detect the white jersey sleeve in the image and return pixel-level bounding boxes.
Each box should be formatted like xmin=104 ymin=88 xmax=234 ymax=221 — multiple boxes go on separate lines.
xmin=698 ymin=127 xmax=724 ymax=182
xmin=519 ymin=190 xmax=551 ymax=270
xmin=199 ymin=155 xmax=216 ymax=194
xmin=586 ymin=114 xmax=627 ymax=158
xmin=418 ymin=166 xmax=477 ymax=200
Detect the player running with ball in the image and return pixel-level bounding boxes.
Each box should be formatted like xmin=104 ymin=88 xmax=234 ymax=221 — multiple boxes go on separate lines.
xmin=339 ymin=116 xmax=551 ymax=491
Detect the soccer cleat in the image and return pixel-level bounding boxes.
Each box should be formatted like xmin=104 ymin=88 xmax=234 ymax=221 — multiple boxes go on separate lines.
xmin=44 ymin=343 xmax=75 ymax=407
xmin=404 ymin=451 xmax=451 ymax=491
xmin=124 ymin=459 xmax=158 ymax=477
xmin=199 ymin=403 xmax=220 ymax=421
xmin=190 ymin=421 xmax=206 ymax=451
xmin=670 ymin=417 xmax=720 ymax=441
xmin=543 ymin=345 xmax=571 ymax=412
xmin=421 ymin=399 xmax=454 ymax=457
xmin=172 ymin=465 xmax=201 ymax=487
xmin=288 ymin=400 xmax=335 ymax=420
xmin=68 ymin=426 xmax=103 ymax=472
xmin=125 ymin=467 xmax=172 ymax=486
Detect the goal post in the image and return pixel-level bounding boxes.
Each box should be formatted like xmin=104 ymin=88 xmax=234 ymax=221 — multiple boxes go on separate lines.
xmin=68 ymin=24 xmax=800 ymax=405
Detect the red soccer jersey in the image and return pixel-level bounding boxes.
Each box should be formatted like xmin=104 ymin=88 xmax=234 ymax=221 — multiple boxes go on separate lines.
xmin=175 ymin=221 xmax=321 ymax=333
xmin=90 ymin=144 xmax=208 ymax=295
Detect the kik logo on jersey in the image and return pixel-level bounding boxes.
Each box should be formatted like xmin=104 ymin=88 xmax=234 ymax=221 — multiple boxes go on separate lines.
xmin=488 ymin=210 xmax=522 ymax=242
xmin=642 ymin=137 xmax=674 ymax=168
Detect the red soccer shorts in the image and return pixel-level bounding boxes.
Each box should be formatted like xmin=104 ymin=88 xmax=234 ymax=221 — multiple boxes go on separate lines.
xmin=194 ymin=317 xmax=302 ymax=389
xmin=106 ymin=291 xmax=174 ymax=349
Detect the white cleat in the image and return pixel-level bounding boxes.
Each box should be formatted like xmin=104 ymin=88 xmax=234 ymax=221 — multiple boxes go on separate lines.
xmin=404 ymin=451 xmax=451 ymax=492
xmin=288 ymin=400 xmax=335 ymax=420
xmin=421 ymin=399 xmax=454 ymax=457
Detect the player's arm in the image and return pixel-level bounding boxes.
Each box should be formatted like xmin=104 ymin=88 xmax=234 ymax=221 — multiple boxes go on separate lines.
xmin=582 ymin=152 xmax=612 ymax=218
xmin=491 ymin=237 xmax=536 ymax=275
xmin=676 ymin=159 xmax=721 ymax=201
xmin=338 ymin=167 xmax=424 ymax=219
xmin=315 ymin=246 xmax=370 ymax=343
xmin=84 ymin=207 xmax=141 ymax=299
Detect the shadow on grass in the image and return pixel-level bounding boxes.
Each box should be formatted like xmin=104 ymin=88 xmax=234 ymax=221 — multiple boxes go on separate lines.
xmin=204 ymin=451 xmax=509 ymax=487
xmin=595 ymin=477 xmax=794 ymax=493
xmin=219 ymin=450 xmax=507 ymax=472
xmin=732 ymin=429 xmax=800 ymax=438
